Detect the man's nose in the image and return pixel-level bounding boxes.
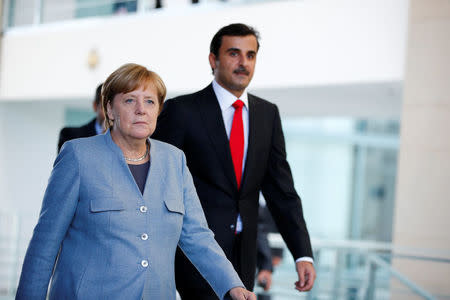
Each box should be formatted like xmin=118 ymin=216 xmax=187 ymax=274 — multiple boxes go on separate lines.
xmin=239 ymin=55 xmax=249 ymax=66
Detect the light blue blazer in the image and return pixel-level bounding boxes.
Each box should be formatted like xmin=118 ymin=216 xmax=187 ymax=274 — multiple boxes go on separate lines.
xmin=16 ymin=131 xmax=243 ymax=300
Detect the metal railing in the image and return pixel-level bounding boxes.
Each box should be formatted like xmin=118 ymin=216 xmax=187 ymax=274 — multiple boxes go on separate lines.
xmin=257 ymin=235 xmax=450 ymax=300
xmin=362 ymin=254 xmax=436 ymax=300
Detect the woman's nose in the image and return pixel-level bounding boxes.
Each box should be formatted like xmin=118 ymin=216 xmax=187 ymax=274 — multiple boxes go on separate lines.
xmin=135 ymin=100 xmax=145 ymax=114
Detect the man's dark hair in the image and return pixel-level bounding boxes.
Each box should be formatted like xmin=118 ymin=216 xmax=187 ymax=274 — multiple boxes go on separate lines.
xmin=94 ymin=83 xmax=103 ymax=106
xmin=210 ymin=23 xmax=260 ymax=57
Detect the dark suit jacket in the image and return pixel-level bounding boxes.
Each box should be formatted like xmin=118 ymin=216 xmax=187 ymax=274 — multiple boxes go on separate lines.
xmin=57 ymin=118 xmax=97 ymax=152
xmin=152 ymin=84 xmax=312 ymax=290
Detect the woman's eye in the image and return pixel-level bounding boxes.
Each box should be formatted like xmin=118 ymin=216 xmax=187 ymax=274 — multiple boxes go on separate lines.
xmin=125 ymin=99 xmax=133 ymax=103
xmin=146 ymin=99 xmax=154 ymax=104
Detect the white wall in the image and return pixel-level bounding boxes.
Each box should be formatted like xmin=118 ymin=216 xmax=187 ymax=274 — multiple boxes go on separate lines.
xmin=392 ymin=0 xmax=450 ymax=297
xmin=257 ymin=81 xmax=403 ymax=118
xmin=0 ymin=0 xmax=408 ymax=101
xmin=0 ymin=100 xmax=72 ymax=290
xmin=0 ymin=107 xmax=6 ymax=208
xmin=0 ymin=102 xmax=65 ymax=219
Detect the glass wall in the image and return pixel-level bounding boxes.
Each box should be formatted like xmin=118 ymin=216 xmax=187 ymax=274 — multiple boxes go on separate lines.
xmin=261 ymin=118 xmax=400 ymax=299
xmin=5 ymin=0 xmax=141 ymax=27
xmin=282 ymin=118 xmax=399 ymax=243
xmin=4 ymin=0 xmax=267 ymax=28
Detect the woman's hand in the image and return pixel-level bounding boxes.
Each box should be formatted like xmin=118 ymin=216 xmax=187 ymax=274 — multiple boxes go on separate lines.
xmin=229 ymin=287 xmax=256 ymax=300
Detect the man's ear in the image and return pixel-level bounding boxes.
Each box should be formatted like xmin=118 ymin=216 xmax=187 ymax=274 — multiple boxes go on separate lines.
xmin=92 ymin=100 xmax=98 ymax=113
xmin=208 ymin=53 xmax=217 ymax=73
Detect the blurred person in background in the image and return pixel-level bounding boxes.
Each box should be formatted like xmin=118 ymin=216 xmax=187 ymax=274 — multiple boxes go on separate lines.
xmin=57 ymin=83 xmax=104 ymax=153
xmin=152 ymin=23 xmax=315 ymax=299
xmin=259 ymin=202 xmax=285 ymax=268
xmin=255 ymin=194 xmax=288 ymax=300
xmin=16 ymin=63 xmax=255 ymax=300
xmin=255 ymin=204 xmax=273 ymax=300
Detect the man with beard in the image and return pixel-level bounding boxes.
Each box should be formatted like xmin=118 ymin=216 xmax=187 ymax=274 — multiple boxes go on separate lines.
xmin=153 ymin=23 xmax=315 ymax=299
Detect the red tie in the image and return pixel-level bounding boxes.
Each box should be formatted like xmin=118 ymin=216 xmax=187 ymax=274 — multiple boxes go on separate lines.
xmin=230 ymin=100 xmax=244 ymax=189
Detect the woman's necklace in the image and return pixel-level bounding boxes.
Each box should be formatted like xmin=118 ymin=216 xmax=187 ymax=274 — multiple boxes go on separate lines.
xmin=124 ymin=142 xmax=149 ymax=162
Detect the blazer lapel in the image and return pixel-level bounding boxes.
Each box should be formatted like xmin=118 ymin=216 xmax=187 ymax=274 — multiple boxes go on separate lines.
xmin=142 ymin=139 xmax=166 ymax=200
xmin=104 ymin=131 xmax=144 ymax=199
xmin=196 ymin=85 xmax=238 ymax=192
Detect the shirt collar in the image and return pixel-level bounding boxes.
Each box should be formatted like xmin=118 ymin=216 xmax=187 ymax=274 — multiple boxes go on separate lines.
xmin=212 ymin=79 xmax=248 ymax=111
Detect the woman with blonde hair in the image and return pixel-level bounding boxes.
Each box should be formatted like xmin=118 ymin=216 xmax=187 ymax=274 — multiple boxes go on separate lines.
xmin=16 ymin=63 xmax=255 ymax=300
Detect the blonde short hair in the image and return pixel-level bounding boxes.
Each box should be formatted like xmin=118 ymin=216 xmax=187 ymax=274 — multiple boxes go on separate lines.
xmin=102 ymin=63 xmax=167 ymax=130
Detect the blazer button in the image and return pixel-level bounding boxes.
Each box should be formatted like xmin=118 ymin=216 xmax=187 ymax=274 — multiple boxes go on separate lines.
xmin=140 ymin=206 xmax=148 ymax=213
xmin=141 ymin=233 xmax=149 ymax=240
xmin=141 ymin=260 xmax=149 ymax=268
xmin=230 ymin=224 xmax=235 ymax=229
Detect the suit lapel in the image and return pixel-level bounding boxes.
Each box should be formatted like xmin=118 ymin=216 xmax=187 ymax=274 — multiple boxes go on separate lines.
xmin=240 ymin=95 xmax=262 ymax=196
xmin=196 ymin=85 xmax=238 ymax=192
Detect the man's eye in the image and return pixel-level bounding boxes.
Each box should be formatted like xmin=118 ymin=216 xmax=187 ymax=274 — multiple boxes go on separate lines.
xmin=125 ymin=99 xmax=133 ymax=103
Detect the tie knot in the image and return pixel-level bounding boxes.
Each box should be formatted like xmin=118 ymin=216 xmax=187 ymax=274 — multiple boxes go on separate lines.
xmin=232 ymin=100 xmax=244 ymax=109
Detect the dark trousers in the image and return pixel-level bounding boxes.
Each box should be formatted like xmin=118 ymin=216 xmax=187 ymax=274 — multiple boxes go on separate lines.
xmin=176 ymin=235 xmax=242 ymax=300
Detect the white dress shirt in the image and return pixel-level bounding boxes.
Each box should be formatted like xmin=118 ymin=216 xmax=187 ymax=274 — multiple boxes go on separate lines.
xmin=212 ymin=79 xmax=249 ymax=174
xmin=212 ymin=80 xmax=313 ymax=265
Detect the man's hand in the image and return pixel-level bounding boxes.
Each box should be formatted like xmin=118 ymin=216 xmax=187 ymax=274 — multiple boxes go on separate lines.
xmin=256 ymin=270 xmax=272 ymax=291
xmin=229 ymin=287 xmax=256 ymax=300
xmin=295 ymin=261 xmax=316 ymax=292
